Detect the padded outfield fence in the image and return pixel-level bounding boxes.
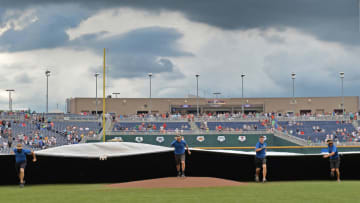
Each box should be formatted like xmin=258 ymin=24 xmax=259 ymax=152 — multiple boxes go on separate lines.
xmin=88 ymin=133 xmax=360 ymax=154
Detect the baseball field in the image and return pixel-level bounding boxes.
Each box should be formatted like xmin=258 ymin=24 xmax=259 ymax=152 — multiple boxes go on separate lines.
xmin=0 ymin=179 xmax=358 ymax=203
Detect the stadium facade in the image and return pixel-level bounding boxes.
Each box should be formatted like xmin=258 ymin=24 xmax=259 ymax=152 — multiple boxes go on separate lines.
xmin=67 ymin=96 xmax=359 ymax=115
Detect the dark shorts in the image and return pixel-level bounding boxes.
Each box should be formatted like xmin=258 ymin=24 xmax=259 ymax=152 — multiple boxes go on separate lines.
xmin=255 ymin=157 xmax=266 ymax=168
xmin=175 ymin=154 xmax=185 ymax=165
xmin=330 ymin=158 xmax=340 ymax=169
xmin=15 ymin=161 xmax=27 ymax=173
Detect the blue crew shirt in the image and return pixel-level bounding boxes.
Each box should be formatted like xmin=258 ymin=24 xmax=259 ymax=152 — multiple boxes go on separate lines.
xmin=255 ymin=142 xmax=267 ymax=158
xmin=13 ymin=148 xmax=32 ymax=163
xmin=171 ymin=140 xmax=187 ymax=155
xmin=328 ymin=145 xmax=339 ymax=159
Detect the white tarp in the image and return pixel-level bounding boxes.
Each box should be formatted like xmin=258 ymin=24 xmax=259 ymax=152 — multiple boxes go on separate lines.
xmin=35 ymin=142 xmax=173 ymax=158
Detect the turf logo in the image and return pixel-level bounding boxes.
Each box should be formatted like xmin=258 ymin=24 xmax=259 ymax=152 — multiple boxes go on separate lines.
xmin=156 ymin=136 xmax=165 ymax=143
xmin=135 ymin=137 xmax=144 ymax=143
xmin=217 ymin=136 xmax=226 ymax=142
xmin=238 ymin=136 xmax=246 ymax=142
xmin=196 ymin=136 xmax=205 ymax=142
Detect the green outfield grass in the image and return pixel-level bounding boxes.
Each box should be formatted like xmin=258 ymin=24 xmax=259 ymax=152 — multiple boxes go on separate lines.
xmin=0 ymin=181 xmax=358 ymax=203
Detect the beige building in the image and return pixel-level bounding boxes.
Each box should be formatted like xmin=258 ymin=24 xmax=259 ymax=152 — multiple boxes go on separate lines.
xmin=67 ymin=96 xmax=359 ymax=115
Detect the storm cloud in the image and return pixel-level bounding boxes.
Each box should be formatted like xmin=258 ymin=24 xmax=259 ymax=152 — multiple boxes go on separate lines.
xmin=73 ymin=27 xmax=191 ymax=78
xmin=1 ymin=0 xmax=359 ymax=46
xmin=0 ymin=4 xmax=92 ymax=51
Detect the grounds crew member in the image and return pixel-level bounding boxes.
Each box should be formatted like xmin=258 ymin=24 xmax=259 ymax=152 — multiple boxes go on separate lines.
xmin=255 ymin=136 xmax=267 ymax=183
xmin=12 ymin=144 xmax=37 ymax=187
xmin=323 ymin=139 xmax=340 ymax=182
xmin=171 ymin=135 xmax=191 ymax=177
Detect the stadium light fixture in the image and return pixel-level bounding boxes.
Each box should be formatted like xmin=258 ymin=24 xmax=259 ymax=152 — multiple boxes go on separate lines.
xmin=213 ymin=92 xmax=221 ymax=100
xmin=339 ymin=72 xmax=344 ymax=78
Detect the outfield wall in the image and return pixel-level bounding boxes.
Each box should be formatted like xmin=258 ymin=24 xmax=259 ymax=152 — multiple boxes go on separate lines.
xmin=96 ymin=133 xmax=298 ymax=148
xmin=1 ymin=143 xmax=360 ymax=185
xmin=89 ymin=133 xmax=360 ymax=154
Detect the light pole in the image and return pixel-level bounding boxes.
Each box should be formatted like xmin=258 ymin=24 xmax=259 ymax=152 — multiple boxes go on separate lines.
xmin=196 ymin=74 xmax=200 ymax=117
xmin=339 ymin=72 xmax=345 ymax=115
xmin=6 ymin=89 xmax=15 ymax=112
xmin=95 ymin=73 xmax=100 ymax=116
xmin=112 ymin=92 xmax=120 ymax=98
xmin=148 ymin=73 xmax=153 ymax=115
xmin=45 ymin=70 xmax=51 ymax=113
xmin=291 ymin=73 xmax=296 ymax=116
xmin=241 ymin=74 xmax=245 ymax=115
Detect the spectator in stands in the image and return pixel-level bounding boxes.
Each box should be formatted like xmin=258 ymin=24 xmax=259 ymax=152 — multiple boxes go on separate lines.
xmin=8 ymin=135 xmax=13 ymax=149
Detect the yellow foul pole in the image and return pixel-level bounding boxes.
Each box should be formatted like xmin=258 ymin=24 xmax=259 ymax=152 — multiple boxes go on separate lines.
xmin=102 ymin=48 xmax=106 ymax=142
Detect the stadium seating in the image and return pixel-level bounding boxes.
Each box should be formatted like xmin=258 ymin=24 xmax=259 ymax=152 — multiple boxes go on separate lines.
xmin=52 ymin=121 xmax=101 ymax=135
xmin=196 ymin=122 xmax=267 ymax=131
xmin=113 ymin=122 xmax=191 ymax=131
xmin=0 ymin=120 xmax=101 ymax=153
xmin=277 ymin=121 xmax=357 ymax=143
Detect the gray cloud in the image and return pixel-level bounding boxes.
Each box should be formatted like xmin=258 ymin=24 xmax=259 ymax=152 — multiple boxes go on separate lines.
xmin=1 ymin=0 xmax=359 ymax=46
xmin=14 ymin=73 xmax=32 ymax=84
xmin=262 ymin=50 xmax=360 ymax=98
xmin=0 ymin=4 xmax=191 ymax=79
xmin=76 ymin=27 xmax=191 ymax=78
xmin=0 ymin=4 xmax=92 ymax=52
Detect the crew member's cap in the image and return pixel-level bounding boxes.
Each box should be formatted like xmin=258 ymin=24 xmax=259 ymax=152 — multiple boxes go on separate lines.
xmin=16 ymin=143 xmax=23 ymax=149
xmin=327 ymin=139 xmax=333 ymax=144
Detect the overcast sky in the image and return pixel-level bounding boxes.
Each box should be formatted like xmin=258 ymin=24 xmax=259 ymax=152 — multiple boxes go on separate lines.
xmin=0 ymin=0 xmax=359 ymax=112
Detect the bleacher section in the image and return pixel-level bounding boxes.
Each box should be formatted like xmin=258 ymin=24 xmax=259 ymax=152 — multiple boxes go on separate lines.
xmin=0 ymin=120 xmax=101 ymax=153
xmin=52 ymin=121 xmax=101 ymax=136
xmin=278 ymin=121 xmax=357 ymax=143
xmin=113 ymin=122 xmax=191 ymax=131
xmin=196 ymin=122 xmax=267 ymax=131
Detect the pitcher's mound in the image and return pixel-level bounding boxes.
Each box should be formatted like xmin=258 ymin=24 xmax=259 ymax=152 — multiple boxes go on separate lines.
xmin=107 ymin=177 xmax=246 ymax=188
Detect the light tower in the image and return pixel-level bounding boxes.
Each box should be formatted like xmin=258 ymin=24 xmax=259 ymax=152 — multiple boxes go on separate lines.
xmin=45 ymin=70 xmax=51 ymax=113
xmin=6 ymin=89 xmax=15 ymax=112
